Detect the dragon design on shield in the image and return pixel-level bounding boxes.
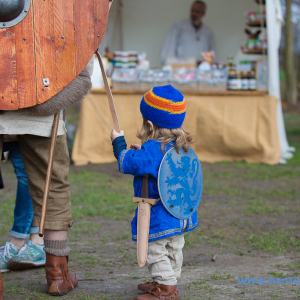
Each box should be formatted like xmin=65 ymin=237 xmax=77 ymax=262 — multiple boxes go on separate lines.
xmin=165 ymin=152 xmax=199 ymax=214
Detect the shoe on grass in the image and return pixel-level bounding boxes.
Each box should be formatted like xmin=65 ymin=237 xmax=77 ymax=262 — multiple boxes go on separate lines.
xmin=0 ymin=242 xmax=19 ymax=273
xmin=8 ymin=240 xmax=45 ymax=271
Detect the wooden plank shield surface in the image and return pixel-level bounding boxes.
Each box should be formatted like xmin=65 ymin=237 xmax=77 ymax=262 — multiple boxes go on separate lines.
xmin=0 ymin=0 xmax=109 ymax=110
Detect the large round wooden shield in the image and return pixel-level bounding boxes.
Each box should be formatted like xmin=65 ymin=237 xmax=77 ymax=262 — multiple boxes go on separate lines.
xmin=0 ymin=0 xmax=110 ymax=110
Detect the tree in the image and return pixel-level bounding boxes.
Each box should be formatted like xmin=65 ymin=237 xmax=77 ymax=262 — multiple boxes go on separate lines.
xmin=285 ymin=0 xmax=298 ymax=104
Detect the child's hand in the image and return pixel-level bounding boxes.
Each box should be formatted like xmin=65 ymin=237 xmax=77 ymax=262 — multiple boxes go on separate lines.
xmin=130 ymin=144 xmax=141 ymax=151
xmin=110 ymin=129 xmax=124 ymax=142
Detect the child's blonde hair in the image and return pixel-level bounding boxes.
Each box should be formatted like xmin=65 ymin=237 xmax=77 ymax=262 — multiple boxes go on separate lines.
xmin=137 ymin=118 xmax=194 ymax=154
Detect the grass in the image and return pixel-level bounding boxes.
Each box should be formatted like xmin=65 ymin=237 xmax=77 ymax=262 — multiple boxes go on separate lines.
xmin=247 ymin=231 xmax=300 ymax=253
xmin=243 ymin=199 xmax=286 ymax=216
xmin=0 ymin=197 xmax=15 ymax=237
xmin=284 ymin=112 xmax=300 ymax=165
xmin=68 ymin=170 xmax=135 ymax=221
xmin=269 ymin=271 xmax=288 ymax=278
xmin=211 ymin=270 xmax=234 ymax=280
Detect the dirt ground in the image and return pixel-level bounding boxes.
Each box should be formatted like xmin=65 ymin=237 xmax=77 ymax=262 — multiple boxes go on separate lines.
xmin=1 ymin=104 xmax=299 ymax=299
xmin=1 ymin=159 xmax=299 ymax=300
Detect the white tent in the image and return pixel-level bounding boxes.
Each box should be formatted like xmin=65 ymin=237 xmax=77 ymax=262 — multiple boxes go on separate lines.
xmin=100 ymin=0 xmax=294 ymax=163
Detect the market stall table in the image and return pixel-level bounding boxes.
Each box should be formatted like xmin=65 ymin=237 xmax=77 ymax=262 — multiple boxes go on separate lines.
xmin=72 ymin=89 xmax=280 ymax=165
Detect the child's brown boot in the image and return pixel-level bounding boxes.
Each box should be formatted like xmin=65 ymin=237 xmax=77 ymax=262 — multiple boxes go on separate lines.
xmin=45 ymin=253 xmax=78 ymax=296
xmin=135 ymin=284 xmax=178 ymax=300
xmin=138 ymin=281 xmax=159 ymax=293
xmin=0 ymin=271 xmax=3 ymax=300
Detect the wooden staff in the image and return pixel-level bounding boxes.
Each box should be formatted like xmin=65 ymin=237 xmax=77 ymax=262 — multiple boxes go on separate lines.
xmin=38 ymin=112 xmax=60 ymax=237
xmin=95 ymin=50 xmax=120 ymax=132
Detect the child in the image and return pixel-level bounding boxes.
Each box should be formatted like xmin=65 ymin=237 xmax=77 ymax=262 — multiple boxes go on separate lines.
xmin=110 ymin=85 xmax=198 ymax=300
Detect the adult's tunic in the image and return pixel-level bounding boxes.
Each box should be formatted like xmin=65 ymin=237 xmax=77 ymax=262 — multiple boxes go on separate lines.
xmin=0 ymin=112 xmax=66 ymax=137
xmin=161 ymin=19 xmax=215 ymax=65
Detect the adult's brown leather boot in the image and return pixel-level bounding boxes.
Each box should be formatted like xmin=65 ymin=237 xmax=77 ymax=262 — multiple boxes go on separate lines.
xmin=135 ymin=284 xmax=178 ymax=300
xmin=0 ymin=271 xmax=3 ymax=300
xmin=138 ymin=281 xmax=159 ymax=293
xmin=45 ymin=253 xmax=78 ymax=296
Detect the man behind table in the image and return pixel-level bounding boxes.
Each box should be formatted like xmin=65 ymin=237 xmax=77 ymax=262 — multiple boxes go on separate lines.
xmin=161 ymin=0 xmax=215 ymax=65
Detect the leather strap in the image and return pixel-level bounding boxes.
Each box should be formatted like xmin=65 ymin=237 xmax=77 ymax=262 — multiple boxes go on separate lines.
xmin=141 ymin=175 xmax=149 ymax=198
xmin=132 ymin=175 xmax=158 ymax=205
xmin=132 ymin=197 xmax=158 ymax=205
xmin=95 ymin=50 xmax=120 ymax=132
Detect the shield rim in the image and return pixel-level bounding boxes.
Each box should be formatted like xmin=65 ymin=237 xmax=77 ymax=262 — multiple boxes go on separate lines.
xmin=157 ymin=147 xmax=203 ymax=220
xmin=0 ymin=0 xmax=31 ymax=28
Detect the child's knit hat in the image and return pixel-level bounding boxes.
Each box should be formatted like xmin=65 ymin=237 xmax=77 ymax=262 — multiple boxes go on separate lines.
xmin=140 ymin=85 xmax=186 ymax=129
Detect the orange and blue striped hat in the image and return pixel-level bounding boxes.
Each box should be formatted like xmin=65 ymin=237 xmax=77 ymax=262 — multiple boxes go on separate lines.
xmin=140 ymin=85 xmax=186 ymax=129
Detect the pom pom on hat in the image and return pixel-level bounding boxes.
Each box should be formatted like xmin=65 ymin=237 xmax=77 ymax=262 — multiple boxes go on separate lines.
xmin=140 ymin=85 xmax=186 ymax=129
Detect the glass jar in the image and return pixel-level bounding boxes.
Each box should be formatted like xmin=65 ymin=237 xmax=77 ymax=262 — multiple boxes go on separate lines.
xmin=249 ymin=71 xmax=257 ymax=91
xmin=227 ymin=67 xmax=237 ymax=90
xmin=241 ymin=72 xmax=249 ymax=90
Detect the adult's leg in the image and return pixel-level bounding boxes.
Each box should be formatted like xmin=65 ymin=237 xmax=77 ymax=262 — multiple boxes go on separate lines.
xmin=1 ymin=141 xmax=46 ymax=272
xmin=3 ymin=142 xmax=33 ymax=249
xmin=5 ymin=140 xmax=45 ymax=245
xmin=0 ymin=141 xmax=20 ymax=274
xmin=17 ymin=135 xmax=72 ymax=231
xmin=18 ymin=134 xmax=77 ymax=296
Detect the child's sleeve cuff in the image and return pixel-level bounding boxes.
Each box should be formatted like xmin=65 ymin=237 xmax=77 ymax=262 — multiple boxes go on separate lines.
xmin=112 ymin=136 xmax=127 ymax=160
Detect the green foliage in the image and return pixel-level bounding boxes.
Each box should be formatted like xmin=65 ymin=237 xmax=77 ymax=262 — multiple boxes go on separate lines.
xmin=247 ymin=231 xmax=300 ymax=253
xmin=269 ymin=271 xmax=287 ymax=278
xmin=279 ymin=70 xmax=286 ymax=82
xmin=243 ymin=199 xmax=285 ymax=216
xmin=211 ymin=270 xmax=234 ymax=280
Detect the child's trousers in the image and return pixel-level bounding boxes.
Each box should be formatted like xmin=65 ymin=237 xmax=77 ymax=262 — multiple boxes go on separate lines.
xmin=146 ymin=221 xmax=187 ymax=286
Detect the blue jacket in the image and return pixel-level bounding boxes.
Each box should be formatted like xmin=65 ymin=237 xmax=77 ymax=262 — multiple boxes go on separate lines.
xmin=117 ymin=139 xmax=198 ymax=242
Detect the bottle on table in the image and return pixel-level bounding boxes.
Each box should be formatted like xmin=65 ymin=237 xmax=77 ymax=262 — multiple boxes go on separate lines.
xmin=249 ymin=70 xmax=257 ymax=91
xmin=236 ymin=71 xmax=242 ymax=90
xmin=241 ymin=72 xmax=250 ymax=90
xmin=227 ymin=56 xmax=234 ymax=69
xmin=227 ymin=64 xmax=237 ymax=90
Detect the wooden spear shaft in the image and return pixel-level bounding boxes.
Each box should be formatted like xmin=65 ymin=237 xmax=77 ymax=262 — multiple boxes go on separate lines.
xmin=38 ymin=112 xmax=60 ymax=237
xmin=95 ymin=50 xmax=120 ymax=133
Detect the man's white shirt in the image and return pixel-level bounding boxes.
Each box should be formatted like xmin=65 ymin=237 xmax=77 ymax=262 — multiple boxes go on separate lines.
xmin=161 ymin=19 xmax=215 ymax=65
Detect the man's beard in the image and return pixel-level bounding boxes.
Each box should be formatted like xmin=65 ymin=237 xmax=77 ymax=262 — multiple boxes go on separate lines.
xmin=192 ymin=18 xmax=202 ymax=27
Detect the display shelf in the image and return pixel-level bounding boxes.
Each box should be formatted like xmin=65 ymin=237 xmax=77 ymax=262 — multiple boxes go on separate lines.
xmin=241 ymin=47 xmax=267 ymax=55
xmin=246 ymin=21 xmax=266 ymax=27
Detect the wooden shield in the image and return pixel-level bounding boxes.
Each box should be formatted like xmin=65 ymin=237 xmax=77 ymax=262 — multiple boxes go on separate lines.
xmin=0 ymin=0 xmax=109 ymax=110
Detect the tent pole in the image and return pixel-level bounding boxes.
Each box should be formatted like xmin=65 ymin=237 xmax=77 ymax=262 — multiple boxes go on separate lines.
xmin=266 ymin=0 xmax=294 ymax=163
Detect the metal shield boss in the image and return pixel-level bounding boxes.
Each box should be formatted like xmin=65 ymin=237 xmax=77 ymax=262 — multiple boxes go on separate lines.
xmin=0 ymin=0 xmax=110 ymax=110
xmin=158 ymin=147 xmax=203 ymax=220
